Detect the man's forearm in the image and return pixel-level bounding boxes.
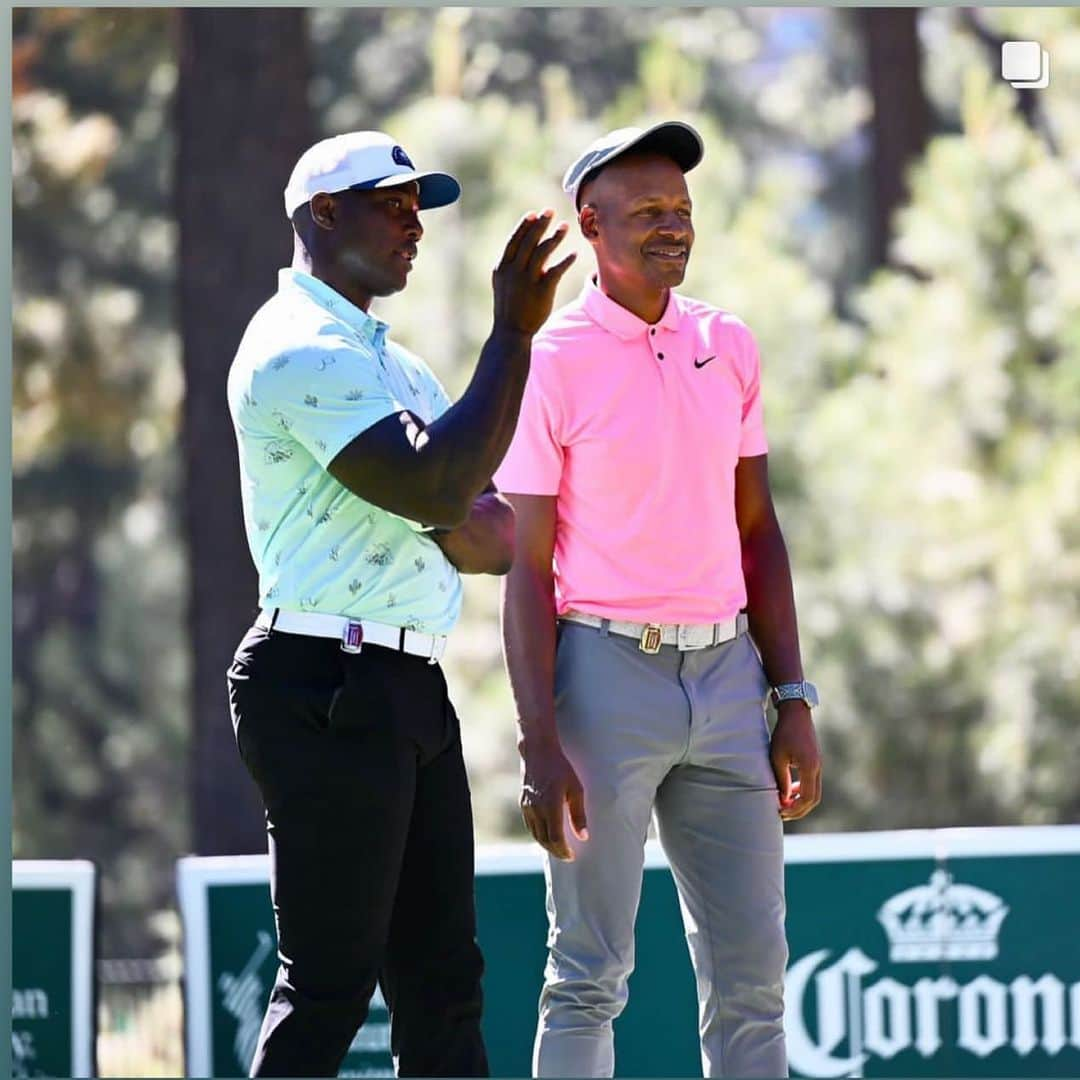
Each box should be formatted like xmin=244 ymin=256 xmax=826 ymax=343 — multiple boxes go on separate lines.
xmin=741 ymin=519 xmax=805 ymax=686
xmin=329 ymin=327 xmax=533 ymax=529
xmin=431 ymin=492 xmax=515 ymax=575
xmin=501 ymin=564 xmax=559 ymax=750
xmin=420 ymin=326 xmax=534 ymax=512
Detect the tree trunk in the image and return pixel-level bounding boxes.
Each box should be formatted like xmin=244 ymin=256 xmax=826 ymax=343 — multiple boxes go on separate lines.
xmin=176 ymin=9 xmax=314 ymax=854
xmin=858 ymin=8 xmax=931 ymax=268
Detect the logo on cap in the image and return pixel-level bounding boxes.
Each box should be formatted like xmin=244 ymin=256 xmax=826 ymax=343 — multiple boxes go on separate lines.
xmin=392 ymin=146 xmax=414 ymax=168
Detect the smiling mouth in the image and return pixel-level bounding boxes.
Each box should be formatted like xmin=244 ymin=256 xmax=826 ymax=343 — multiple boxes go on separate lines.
xmin=395 ymin=247 xmax=417 ymax=265
xmin=646 ymin=247 xmax=688 ymax=260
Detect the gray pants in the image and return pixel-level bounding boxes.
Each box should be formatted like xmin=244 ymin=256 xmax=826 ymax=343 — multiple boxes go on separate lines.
xmin=534 ymin=622 xmax=788 ymax=1078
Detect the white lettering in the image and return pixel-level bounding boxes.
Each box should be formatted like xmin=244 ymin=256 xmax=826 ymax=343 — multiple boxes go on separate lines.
xmin=863 ymin=977 xmax=912 ymax=1059
xmin=785 ymin=948 xmax=877 ymax=1077
xmin=912 ymin=976 xmax=957 ymax=1057
xmin=11 ymin=988 xmax=49 ymax=1020
xmin=1010 ymin=975 xmax=1066 ymax=1056
xmin=12 ymin=1029 xmax=36 ymax=1079
xmin=958 ymin=975 xmax=1008 ymax=1057
xmin=788 ymin=950 xmax=1080 ymax=1070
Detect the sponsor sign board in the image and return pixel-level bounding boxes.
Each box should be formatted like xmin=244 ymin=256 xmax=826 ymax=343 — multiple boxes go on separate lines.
xmin=11 ymin=860 xmax=97 ymax=1078
xmin=179 ymin=826 xmax=1080 ymax=1077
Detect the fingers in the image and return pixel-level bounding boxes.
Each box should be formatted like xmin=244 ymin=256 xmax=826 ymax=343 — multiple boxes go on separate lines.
xmin=773 ymin=757 xmax=794 ymax=804
xmin=778 ymin=764 xmax=823 ymax=821
xmin=543 ymin=251 xmax=577 ymax=287
xmin=796 ymin=762 xmax=823 ymax=818
xmin=500 ymin=211 xmax=542 ymax=266
xmin=526 ymin=222 xmax=569 ymax=276
xmin=520 ymin=789 xmax=583 ymax=861
xmin=502 ymin=210 xmax=553 ymax=268
xmin=521 ymin=805 xmax=549 ymax=851
xmin=567 ymin=777 xmax=589 ymax=842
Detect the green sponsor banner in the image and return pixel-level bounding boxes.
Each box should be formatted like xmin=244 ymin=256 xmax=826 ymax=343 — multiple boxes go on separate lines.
xmin=179 ymin=827 xmax=1080 ymax=1078
xmin=11 ymin=861 xmax=96 ymax=1078
xmin=177 ymin=856 xmax=394 ymax=1077
xmin=783 ymin=829 xmax=1080 ymax=1078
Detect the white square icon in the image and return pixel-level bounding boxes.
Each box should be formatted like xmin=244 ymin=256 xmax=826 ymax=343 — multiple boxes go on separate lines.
xmin=1001 ymin=41 xmax=1050 ymax=88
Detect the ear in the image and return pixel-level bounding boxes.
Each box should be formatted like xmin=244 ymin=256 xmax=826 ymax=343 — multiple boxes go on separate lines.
xmin=579 ymin=204 xmax=600 ymax=242
xmin=309 ymin=193 xmax=337 ymax=232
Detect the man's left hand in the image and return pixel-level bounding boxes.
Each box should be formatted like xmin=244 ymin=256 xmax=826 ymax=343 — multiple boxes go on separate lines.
xmin=430 ymin=491 xmax=515 ymax=575
xmin=769 ymin=702 xmax=822 ymax=820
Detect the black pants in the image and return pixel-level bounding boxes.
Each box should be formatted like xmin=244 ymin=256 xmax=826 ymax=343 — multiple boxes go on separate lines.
xmin=227 ymin=623 xmax=489 ymax=1078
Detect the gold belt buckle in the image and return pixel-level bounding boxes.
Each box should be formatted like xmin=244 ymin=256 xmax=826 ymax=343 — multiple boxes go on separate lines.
xmin=639 ymin=624 xmax=663 ymax=654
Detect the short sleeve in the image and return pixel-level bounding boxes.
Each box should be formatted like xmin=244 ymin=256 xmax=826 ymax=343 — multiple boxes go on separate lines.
xmin=253 ymin=339 xmax=404 ymax=468
xmin=420 ymin=366 xmax=453 ymax=421
xmin=737 ymin=327 xmax=769 ymax=458
xmin=493 ymin=343 xmax=565 ymax=495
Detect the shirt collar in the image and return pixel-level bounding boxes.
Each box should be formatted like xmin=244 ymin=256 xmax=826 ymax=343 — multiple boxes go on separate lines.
xmin=580 ymin=276 xmax=682 ymax=341
xmin=278 ymin=268 xmax=389 ymax=348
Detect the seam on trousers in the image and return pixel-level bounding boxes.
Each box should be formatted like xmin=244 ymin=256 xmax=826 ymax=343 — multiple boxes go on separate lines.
xmin=674 ymin=650 xmax=695 ymax=765
xmin=672 ymin=650 xmax=722 ymax=1074
xmin=693 ymin=827 xmax=724 ymax=1078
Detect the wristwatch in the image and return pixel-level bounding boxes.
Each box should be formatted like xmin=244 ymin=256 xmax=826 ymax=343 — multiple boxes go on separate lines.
xmin=770 ymin=681 xmax=819 ymax=709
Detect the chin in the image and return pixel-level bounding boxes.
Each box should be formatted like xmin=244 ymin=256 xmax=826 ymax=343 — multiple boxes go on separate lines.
xmin=649 ymin=266 xmax=687 ymax=290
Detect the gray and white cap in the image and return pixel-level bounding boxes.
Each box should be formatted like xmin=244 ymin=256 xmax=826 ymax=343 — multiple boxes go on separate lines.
xmin=562 ymin=120 xmax=704 ymax=208
xmin=284 ymin=131 xmax=461 ymax=218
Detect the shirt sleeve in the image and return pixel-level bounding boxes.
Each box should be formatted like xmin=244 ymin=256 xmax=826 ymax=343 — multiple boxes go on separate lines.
xmin=493 ymin=341 xmax=565 ymax=495
xmin=419 ymin=365 xmax=453 ymax=422
xmin=253 ymin=338 xmax=404 ymax=469
xmin=737 ymin=326 xmax=769 ymax=458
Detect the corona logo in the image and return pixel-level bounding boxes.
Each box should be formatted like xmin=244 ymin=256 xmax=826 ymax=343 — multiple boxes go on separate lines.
xmin=786 ymin=871 xmax=1080 ymax=1076
xmin=877 ymin=870 xmax=1009 ymax=962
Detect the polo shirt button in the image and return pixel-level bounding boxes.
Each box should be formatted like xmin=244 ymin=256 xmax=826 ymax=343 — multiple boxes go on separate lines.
xmin=649 ymin=329 xmax=656 ymax=336
xmin=657 ymin=352 xmax=665 ymax=360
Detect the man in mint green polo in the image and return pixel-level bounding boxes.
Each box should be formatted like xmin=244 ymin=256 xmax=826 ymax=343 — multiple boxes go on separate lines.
xmin=226 ymin=131 xmax=575 ymax=1077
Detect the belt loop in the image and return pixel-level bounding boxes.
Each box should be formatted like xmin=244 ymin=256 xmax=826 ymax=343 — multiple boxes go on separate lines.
xmin=599 ymin=618 xmax=611 ymax=639
xmin=269 ymin=608 xmax=280 ymax=633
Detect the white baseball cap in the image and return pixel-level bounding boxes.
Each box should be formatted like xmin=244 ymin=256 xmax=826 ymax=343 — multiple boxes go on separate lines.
xmin=283 ymin=131 xmax=461 ymax=218
xmin=562 ymin=121 xmax=704 ymax=208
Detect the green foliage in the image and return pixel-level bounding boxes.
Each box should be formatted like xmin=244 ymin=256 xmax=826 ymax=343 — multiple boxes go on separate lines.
xmin=796 ymin=57 xmax=1080 ymax=829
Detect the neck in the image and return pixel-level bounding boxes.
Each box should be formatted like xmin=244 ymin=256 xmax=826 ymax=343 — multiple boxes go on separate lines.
xmin=594 ymin=270 xmax=668 ymax=325
xmin=292 ymin=241 xmax=373 ymax=312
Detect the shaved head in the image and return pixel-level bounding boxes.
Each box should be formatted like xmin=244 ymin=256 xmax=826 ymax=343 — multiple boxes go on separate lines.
xmin=577 ymin=151 xmax=687 ymax=212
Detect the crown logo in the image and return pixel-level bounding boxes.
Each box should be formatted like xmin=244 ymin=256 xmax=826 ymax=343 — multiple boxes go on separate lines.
xmin=876 ymin=869 xmax=1009 ymax=962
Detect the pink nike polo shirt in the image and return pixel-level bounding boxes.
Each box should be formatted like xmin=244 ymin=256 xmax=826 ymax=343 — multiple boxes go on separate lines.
xmin=494 ymin=278 xmax=768 ymax=625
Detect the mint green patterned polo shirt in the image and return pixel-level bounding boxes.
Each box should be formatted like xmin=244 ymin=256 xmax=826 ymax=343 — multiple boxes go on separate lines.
xmin=226 ymin=268 xmax=462 ymax=634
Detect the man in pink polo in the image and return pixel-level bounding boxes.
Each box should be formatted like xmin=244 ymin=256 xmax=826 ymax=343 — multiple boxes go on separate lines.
xmin=496 ymin=121 xmax=822 ymax=1078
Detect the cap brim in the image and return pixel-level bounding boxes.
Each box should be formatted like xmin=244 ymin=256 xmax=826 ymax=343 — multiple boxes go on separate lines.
xmin=564 ymin=121 xmax=704 ymax=205
xmin=371 ymin=170 xmax=461 ymax=210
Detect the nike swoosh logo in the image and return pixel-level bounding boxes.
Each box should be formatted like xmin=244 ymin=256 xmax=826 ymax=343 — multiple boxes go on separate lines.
xmin=693 ymin=355 xmax=717 ymax=369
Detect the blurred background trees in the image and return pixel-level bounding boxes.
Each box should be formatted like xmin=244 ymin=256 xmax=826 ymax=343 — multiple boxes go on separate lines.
xmin=12 ymin=7 xmax=1080 ymax=961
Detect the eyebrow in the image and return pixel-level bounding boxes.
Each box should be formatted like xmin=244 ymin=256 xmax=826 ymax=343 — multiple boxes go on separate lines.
xmin=627 ymin=193 xmax=692 ymax=207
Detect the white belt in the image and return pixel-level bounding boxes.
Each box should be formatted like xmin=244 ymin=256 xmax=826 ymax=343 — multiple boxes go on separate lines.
xmin=560 ymin=610 xmax=748 ymax=654
xmin=256 ymin=608 xmax=447 ymax=664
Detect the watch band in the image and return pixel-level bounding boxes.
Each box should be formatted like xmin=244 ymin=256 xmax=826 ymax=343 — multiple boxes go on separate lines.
xmin=770 ymin=680 xmax=819 ymax=708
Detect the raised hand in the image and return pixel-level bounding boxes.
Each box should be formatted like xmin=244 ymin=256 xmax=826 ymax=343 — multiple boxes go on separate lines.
xmin=492 ymin=210 xmax=577 ymax=337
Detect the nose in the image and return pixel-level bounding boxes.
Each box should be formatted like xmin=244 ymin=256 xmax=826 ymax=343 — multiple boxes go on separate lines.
xmin=656 ymin=211 xmax=690 ymax=239
xmin=403 ymin=207 xmax=423 ymax=242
